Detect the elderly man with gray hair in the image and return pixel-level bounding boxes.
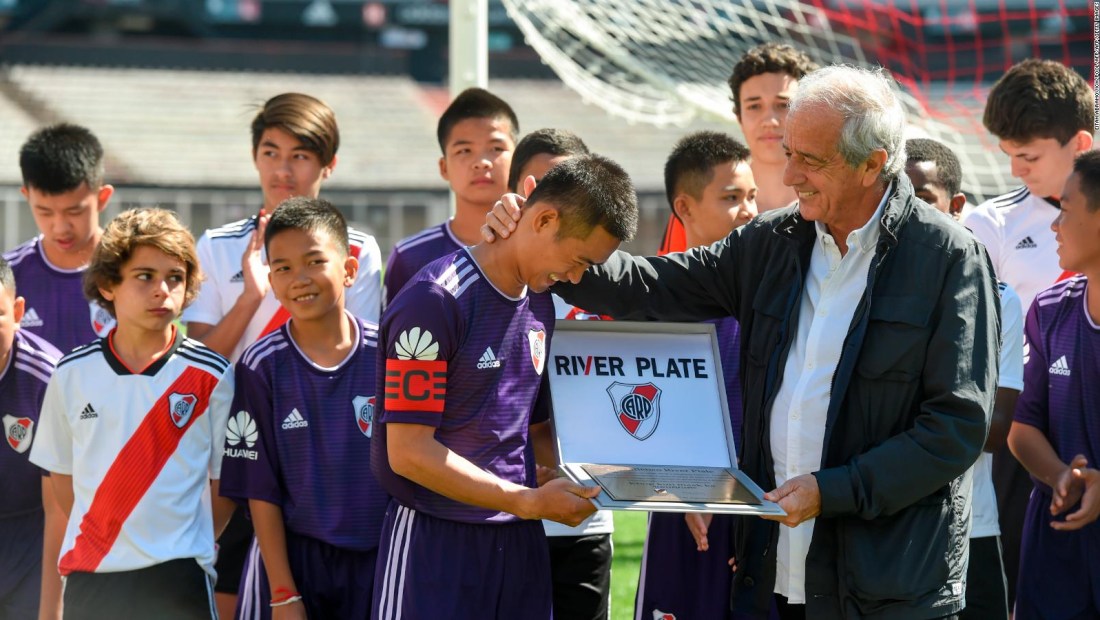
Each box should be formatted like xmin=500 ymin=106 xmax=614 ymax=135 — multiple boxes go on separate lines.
xmin=484 ymin=65 xmax=1000 ymax=619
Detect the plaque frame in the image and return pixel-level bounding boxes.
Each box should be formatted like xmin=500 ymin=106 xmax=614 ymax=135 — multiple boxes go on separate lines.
xmin=548 ymin=320 xmax=785 ymax=516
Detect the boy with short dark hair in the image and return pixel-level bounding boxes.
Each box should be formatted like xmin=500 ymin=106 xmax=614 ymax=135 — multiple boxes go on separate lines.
xmin=219 ymin=197 xmax=387 ymax=620
xmin=371 ymin=154 xmax=637 ymax=620
xmin=638 ymin=131 xmax=757 ymax=620
xmin=508 ymin=128 xmax=589 ymax=193
xmin=383 ymin=87 xmax=518 ymax=305
xmin=0 ymin=257 xmax=61 ymax=620
xmin=30 ymin=208 xmax=235 ymax=620
xmin=508 ymin=128 xmax=617 ymax=620
xmin=660 ymin=43 xmax=816 ymax=253
xmin=3 ymin=123 xmax=116 ymax=354
xmin=962 ymin=60 xmax=1094 ymax=605
xmin=906 ymin=137 xmax=1021 ymax=620
xmin=1007 ymin=150 xmax=1100 ymax=620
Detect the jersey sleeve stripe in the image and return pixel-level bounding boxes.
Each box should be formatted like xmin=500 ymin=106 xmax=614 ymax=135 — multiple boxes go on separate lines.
xmin=239 ymin=331 xmax=284 ymax=368
xmin=990 ymin=186 xmax=1029 ymax=207
xmin=207 ymin=218 xmax=257 ymax=239
xmin=179 ymin=341 xmax=230 ymax=370
xmin=56 ymin=344 xmax=104 ymax=369
xmin=57 ymin=365 xmax=220 ymax=575
xmin=452 ymin=273 xmax=482 ymax=300
xmin=18 ymin=331 xmax=62 ymax=361
xmin=384 ymin=359 xmax=446 ymax=412
xmin=244 ymin=340 xmax=290 ymax=372
xmin=3 ymin=242 xmax=37 ymax=265
xmin=1036 ymin=276 xmax=1086 ymax=307
xmin=394 ymin=226 xmax=444 ymax=251
xmin=14 ymin=360 xmax=52 ymax=385
xmin=176 ymin=349 xmax=231 ymax=375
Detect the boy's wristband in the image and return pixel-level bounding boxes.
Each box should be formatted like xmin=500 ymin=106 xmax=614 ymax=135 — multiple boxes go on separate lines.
xmin=270 ymin=594 xmax=302 ymax=607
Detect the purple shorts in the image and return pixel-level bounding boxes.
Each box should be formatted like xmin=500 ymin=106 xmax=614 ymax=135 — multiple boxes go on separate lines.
xmin=636 ymin=512 xmax=737 ymax=620
xmin=235 ymin=531 xmax=377 ymax=620
xmin=372 ymin=500 xmax=552 ymax=620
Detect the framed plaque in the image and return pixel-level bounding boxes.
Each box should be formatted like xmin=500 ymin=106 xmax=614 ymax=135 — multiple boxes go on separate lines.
xmin=547 ymin=321 xmax=785 ymax=516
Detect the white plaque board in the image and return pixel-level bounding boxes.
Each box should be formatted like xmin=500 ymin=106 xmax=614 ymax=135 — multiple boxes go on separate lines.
xmin=547 ymin=321 xmax=784 ymax=516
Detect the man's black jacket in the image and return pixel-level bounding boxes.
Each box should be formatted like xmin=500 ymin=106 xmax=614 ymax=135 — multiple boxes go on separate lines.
xmin=555 ymin=175 xmax=1001 ymax=618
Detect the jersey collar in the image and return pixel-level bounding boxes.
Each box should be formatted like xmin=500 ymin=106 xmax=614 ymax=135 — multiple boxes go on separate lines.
xmin=103 ymin=326 xmax=183 ymax=376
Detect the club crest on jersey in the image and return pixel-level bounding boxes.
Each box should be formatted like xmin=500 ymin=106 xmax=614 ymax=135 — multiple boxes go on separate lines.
xmin=528 ymin=329 xmax=546 ymax=374
xmin=168 ymin=393 xmax=198 ymax=428
xmin=354 ymin=395 xmax=376 ymax=438
xmin=2 ymin=415 xmax=34 ymax=454
xmin=607 ymin=382 xmax=661 ymax=440
xmin=90 ymin=301 xmax=115 ymax=338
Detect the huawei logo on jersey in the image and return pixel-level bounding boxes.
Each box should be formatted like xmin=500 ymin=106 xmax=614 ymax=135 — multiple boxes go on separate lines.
xmin=387 ymin=328 xmax=446 ymax=414
xmin=395 ymin=327 xmax=439 ymax=360
xmin=225 ymin=411 xmax=259 ymax=460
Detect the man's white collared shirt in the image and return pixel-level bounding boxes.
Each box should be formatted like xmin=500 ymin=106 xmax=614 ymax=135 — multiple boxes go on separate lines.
xmin=769 ymin=189 xmax=889 ymax=603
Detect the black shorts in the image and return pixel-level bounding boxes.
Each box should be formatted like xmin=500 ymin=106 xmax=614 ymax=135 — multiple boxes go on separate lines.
xmin=64 ymin=558 xmax=215 ymax=620
xmin=546 ymin=534 xmax=612 ymax=620
xmin=214 ymin=509 xmax=253 ymax=593
xmin=960 ymin=536 xmax=1009 ymax=620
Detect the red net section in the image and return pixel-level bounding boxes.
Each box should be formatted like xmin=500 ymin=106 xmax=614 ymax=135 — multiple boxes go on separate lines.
xmin=810 ymin=1 xmax=1092 ymax=143
xmin=635 ymin=1 xmax=1094 ymax=254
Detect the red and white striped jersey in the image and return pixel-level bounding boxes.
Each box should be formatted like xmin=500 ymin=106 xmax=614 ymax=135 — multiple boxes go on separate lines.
xmin=182 ymin=215 xmax=383 ymax=362
xmin=29 ymin=330 xmax=234 ymax=577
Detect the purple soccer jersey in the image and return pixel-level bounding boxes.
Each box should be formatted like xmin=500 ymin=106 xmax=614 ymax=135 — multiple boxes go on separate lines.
xmin=218 ymin=314 xmax=388 ymax=551
xmin=383 ymin=223 xmax=463 ymax=307
xmin=3 ymin=237 xmax=114 ymax=354
xmin=1015 ymin=276 xmax=1100 ymax=486
xmin=1013 ymin=275 xmax=1100 ymax=617
xmin=0 ymin=330 xmax=60 ymax=517
xmin=372 ymin=248 xmax=554 ymax=524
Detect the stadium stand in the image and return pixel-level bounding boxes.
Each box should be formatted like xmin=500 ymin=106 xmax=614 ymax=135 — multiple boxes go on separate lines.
xmin=0 ymin=65 xmax=730 ymax=192
xmin=0 ymin=65 xmax=731 ymax=254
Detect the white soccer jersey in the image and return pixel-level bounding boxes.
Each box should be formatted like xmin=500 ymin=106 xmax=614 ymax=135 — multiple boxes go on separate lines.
xmin=964 ymin=187 xmax=1068 ymax=313
xmin=970 ymin=282 xmax=1025 ymax=538
xmin=183 ymin=216 xmax=383 ymax=362
xmin=29 ymin=331 xmax=233 ymax=577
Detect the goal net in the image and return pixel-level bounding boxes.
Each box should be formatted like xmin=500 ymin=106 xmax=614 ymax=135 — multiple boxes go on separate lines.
xmin=500 ymin=0 xmax=1093 ymax=206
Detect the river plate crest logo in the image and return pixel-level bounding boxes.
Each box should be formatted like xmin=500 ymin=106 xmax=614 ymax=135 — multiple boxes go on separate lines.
xmin=606 ymin=382 xmax=661 ymax=440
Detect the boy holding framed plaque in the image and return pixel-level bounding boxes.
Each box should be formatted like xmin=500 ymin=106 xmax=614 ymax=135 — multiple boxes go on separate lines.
xmin=370 ymin=154 xmax=638 ymax=620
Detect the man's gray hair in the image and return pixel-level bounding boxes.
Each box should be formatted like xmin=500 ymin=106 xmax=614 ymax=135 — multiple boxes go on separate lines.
xmin=788 ymin=65 xmax=907 ymax=180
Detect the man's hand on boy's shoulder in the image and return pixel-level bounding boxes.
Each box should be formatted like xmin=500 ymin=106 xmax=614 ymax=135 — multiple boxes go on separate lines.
xmin=1050 ymin=455 xmax=1100 ymax=531
xmin=240 ymin=210 xmax=272 ymax=302
xmin=517 ymin=477 xmax=598 ymax=527
xmin=480 ymin=194 xmax=525 ymax=243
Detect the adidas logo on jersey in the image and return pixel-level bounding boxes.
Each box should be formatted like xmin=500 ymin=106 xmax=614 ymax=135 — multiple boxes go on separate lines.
xmin=20 ymin=308 xmax=43 ymax=328
xmin=1015 ymin=236 xmax=1037 ymax=249
xmin=1049 ymin=355 xmax=1071 ymax=377
xmin=230 ymin=270 xmax=244 ymax=283
xmin=282 ymin=408 xmax=309 ymax=430
xmin=477 ymin=347 xmax=502 ymax=369
xmin=79 ymin=403 xmax=98 ymax=420
xmin=225 ymin=411 xmax=259 ymax=460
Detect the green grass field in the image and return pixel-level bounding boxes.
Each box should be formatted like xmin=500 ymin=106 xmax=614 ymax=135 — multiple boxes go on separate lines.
xmin=609 ymin=511 xmax=647 ymax=620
